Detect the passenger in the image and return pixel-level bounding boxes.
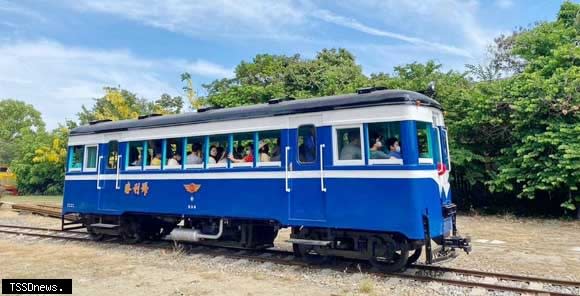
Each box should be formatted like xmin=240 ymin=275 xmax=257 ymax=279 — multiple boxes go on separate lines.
xmin=339 ymin=132 xmax=362 ymax=160
xmin=217 ymin=146 xmax=228 ymax=163
xmin=270 ymin=138 xmax=281 ymax=161
xmin=228 ymin=145 xmax=254 ymax=163
xmin=186 ymin=143 xmax=203 ymax=164
xmin=131 ymin=154 xmax=142 ymax=166
xmin=259 ymin=141 xmax=270 ymax=162
xmin=150 ymin=152 xmax=162 ymax=166
xmin=386 ymin=137 xmax=402 ymax=159
xmin=369 ymin=134 xmax=389 ymax=159
xmin=208 ymin=145 xmax=218 ymax=164
xmin=167 ymin=153 xmax=181 ymax=167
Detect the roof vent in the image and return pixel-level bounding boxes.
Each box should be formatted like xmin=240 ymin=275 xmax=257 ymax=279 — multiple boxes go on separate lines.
xmin=89 ymin=119 xmax=112 ymax=125
xmin=356 ymin=86 xmax=387 ymax=95
xmin=138 ymin=113 xmax=163 ymax=120
xmin=268 ymin=96 xmax=296 ymax=104
xmin=197 ymin=106 xmax=222 ymax=113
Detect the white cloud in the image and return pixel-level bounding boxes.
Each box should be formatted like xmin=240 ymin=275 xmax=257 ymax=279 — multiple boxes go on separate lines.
xmin=0 ymin=40 xmax=232 ymax=128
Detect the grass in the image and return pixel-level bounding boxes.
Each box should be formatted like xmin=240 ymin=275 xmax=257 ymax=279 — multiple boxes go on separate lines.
xmin=0 ymin=195 xmax=63 ymax=206
xmin=358 ymin=279 xmax=375 ymax=294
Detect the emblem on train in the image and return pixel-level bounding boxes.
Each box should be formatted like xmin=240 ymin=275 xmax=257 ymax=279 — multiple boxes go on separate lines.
xmin=184 ymin=183 xmax=201 ymax=193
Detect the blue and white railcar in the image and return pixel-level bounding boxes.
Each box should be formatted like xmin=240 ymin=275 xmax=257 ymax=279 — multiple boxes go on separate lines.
xmin=62 ymin=87 xmax=470 ymax=271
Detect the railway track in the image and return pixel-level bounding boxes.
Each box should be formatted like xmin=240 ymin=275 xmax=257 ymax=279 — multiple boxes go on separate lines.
xmin=0 ymin=223 xmax=578 ymax=295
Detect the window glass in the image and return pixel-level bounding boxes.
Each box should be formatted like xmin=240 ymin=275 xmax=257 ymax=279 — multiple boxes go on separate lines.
xmin=69 ymin=145 xmax=84 ymax=170
xmin=258 ymin=130 xmax=281 ymax=163
xmin=367 ymin=121 xmax=402 ymax=160
xmin=417 ymin=121 xmax=433 ymax=160
xmin=208 ymin=135 xmax=228 ymax=166
xmin=336 ymin=127 xmax=362 ymax=161
xmin=298 ymin=125 xmax=316 ymax=163
xmin=230 ymin=132 xmax=254 ymax=166
xmin=107 ymin=141 xmax=119 ymax=169
xmin=146 ymin=139 xmax=163 ymax=169
xmin=127 ymin=141 xmax=144 ymax=168
xmin=165 ymin=138 xmax=183 ymax=169
xmin=185 ymin=136 xmax=204 ymax=167
xmin=84 ymin=146 xmax=98 ymax=169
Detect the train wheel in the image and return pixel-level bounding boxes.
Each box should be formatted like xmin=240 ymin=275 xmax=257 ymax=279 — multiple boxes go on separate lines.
xmin=406 ymin=247 xmax=423 ymax=265
xmin=121 ymin=219 xmax=142 ymax=244
xmin=87 ymin=228 xmax=104 ymax=241
xmin=292 ymin=232 xmax=333 ymax=264
xmin=368 ymin=236 xmax=409 ymax=272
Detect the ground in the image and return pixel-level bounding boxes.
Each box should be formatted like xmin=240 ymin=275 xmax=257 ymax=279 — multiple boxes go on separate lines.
xmin=0 ymin=196 xmax=579 ymax=295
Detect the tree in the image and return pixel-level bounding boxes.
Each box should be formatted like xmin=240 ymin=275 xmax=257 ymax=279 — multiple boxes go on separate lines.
xmin=78 ymin=87 xmax=182 ymax=124
xmin=0 ymin=99 xmax=45 ymax=164
xmin=489 ymin=1 xmax=580 ymax=211
xmin=181 ymin=72 xmax=204 ymax=110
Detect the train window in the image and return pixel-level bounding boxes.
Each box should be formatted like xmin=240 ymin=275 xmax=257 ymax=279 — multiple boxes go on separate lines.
xmin=257 ymin=130 xmax=281 ymax=167
xmin=145 ymin=139 xmax=163 ymax=169
xmin=126 ymin=141 xmax=144 ymax=170
xmin=333 ymin=125 xmax=364 ymax=165
xmin=83 ymin=145 xmax=98 ymax=172
xmin=185 ymin=136 xmax=204 ymax=169
xmin=207 ymin=134 xmax=228 ymax=168
xmin=298 ymin=125 xmax=316 ymax=163
xmin=367 ymin=121 xmax=403 ymax=165
xmin=107 ymin=141 xmax=119 ymax=169
xmin=164 ymin=138 xmax=183 ymax=170
xmin=230 ymin=132 xmax=254 ymax=167
xmin=417 ymin=121 xmax=434 ymax=164
xmin=68 ymin=145 xmax=84 ymax=171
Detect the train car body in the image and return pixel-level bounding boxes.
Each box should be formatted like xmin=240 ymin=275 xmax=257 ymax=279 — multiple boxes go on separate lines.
xmin=62 ymin=88 xmax=470 ymax=271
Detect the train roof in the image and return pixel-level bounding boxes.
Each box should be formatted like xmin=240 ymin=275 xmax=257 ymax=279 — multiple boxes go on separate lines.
xmin=70 ymin=89 xmax=441 ymax=136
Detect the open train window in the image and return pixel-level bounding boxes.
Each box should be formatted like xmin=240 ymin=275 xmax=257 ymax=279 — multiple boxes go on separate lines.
xmin=298 ymin=125 xmax=316 ymax=164
xmin=417 ymin=121 xmax=434 ymax=164
xmin=367 ymin=121 xmax=403 ymax=165
xmin=164 ymin=138 xmax=183 ymax=170
xmin=207 ymin=134 xmax=228 ymax=168
xmin=68 ymin=145 xmax=84 ymax=171
xmin=126 ymin=141 xmax=144 ymax=170
xmin=106 ymin=141 xmax=119 ymax=170
xmin=185 ymin=136 xmax=204 ymax=169
xmin=230 ymin=132 xmax=254 ymax=167
xmin=145 ymin=140 xmax=163 ymax=169
xmin=333 ymin=125 xmax=364 ymax=165
xmin=257 ymin=130 xmax=281 ymax=167
xmin=83 ymin=145 xmax=98 ymax=172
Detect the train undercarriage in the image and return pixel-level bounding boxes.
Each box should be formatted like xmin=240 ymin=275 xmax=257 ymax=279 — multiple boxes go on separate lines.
xmin=64 ymin=212 xmax=470 ymax=272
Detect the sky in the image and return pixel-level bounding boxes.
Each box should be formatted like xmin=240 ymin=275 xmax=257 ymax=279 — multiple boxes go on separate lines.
xmin=0 ymin=0 xmax=568 ymax=128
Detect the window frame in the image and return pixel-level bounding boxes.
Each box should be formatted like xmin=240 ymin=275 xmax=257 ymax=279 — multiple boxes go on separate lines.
xmin=144 ymin=140 xmax=162 ymax=170
xmin=106 ymin=140 xmax=119 ymax=170
xmin=163 ymin=138 xmax=183 ymax=171
xmin=230 ymin=132 xmax=255 ymax=168
xmin=256 ymin=130 xmax=281 ymax=167
xmin=68 ymin=145 xmax=84 ymax=172
xmin=332 ymin=124 xmax=365 ymax=166
xmin=417 ymin=121 xmax=434 ymax=165
xmin=184 ymin=136 xmax=205 ymax=170
xmin=125 ymin=141 xmax=144 ymax=171
xmin=83 ymin=144 xmax=99 ymax=172
xmin=366 ymin=121 xmax=404 ymax=166
xmin=297 ymin=124 xmax=317 ymax=164
xmin=206 ymin=135 xmax=229 ymax=169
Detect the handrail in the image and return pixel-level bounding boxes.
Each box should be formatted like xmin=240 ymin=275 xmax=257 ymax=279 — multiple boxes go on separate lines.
xmin=96 ymin=156 xmax=103 ymax=190
xmin=320 ymin=144 xmax=327 ymax=192
xmin=115 ymin=155 xmax=122 ymax=190
xmin=285 ymin=146 xmax=291 ymax=192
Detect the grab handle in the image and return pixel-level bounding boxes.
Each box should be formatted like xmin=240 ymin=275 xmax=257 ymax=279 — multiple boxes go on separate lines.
xmin=285 ymin=146 xmax=291 ymax=192
xmin=96 ymin=155 xmax=103 ymax=190
xmin=319 ymin=144 xmax=327 ymax=192
xmin=115 ymin=155 xmax=122 ymax=190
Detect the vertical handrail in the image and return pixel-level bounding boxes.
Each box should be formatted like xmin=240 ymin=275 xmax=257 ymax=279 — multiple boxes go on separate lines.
xmin=115 ymin=155 xmax=122 ymax=190
xmin=319 ymin=144 xmax=326 ymax=192
xmin=96 ymin=155 xmax=103 ymax=190
xmin=285 ymin=146 xmax=291 ymax=192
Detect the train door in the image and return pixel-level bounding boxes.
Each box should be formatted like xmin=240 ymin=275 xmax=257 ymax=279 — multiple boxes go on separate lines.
xmin=98 ymin=140 xmax=123 ymax=211
xmin=288 ymin=115 xmax=327 ymax=222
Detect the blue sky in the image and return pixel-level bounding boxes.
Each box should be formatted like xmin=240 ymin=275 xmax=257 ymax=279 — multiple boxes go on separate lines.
xmin=0 ymin=0 xmax=568 ymax=128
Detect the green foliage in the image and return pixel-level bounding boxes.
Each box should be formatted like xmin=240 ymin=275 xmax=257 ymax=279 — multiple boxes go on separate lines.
xmin=78 ymin=87 xmax=183 ymax=124
xmin=0 ymin=99 xmax=46 ymax=164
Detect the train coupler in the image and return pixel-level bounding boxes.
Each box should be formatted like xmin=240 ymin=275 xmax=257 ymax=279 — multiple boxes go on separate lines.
xmin=443 ymin=235 xmax=472 ymax=254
